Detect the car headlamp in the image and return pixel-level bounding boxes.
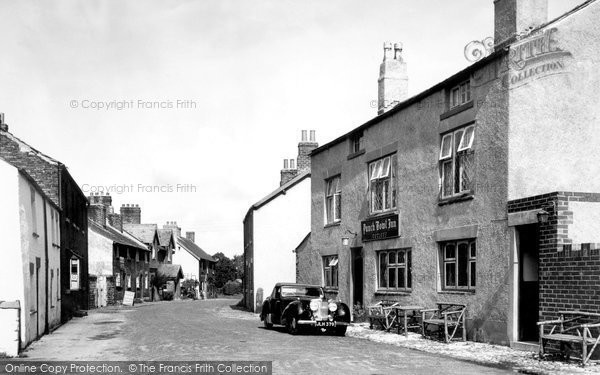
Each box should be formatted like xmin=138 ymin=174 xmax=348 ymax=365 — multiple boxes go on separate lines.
xmin=310 ymin=301 xmax=319 ymax=311
xmin=328 ymin=302 xmax=337 ymax=312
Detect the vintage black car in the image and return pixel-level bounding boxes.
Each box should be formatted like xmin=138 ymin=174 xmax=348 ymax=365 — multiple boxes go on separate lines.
xmin=260 ymin=283 xmax=351 ymax=336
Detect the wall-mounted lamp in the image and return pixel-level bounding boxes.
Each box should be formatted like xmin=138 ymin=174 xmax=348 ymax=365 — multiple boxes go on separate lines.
xmin=341 ymin=229 xmax=358 ymax=246
xmin=537 ymin=201 xmax=556 ymax=224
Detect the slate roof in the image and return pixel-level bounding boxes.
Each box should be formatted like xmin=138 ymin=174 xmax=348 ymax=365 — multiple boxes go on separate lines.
xmin=89 ymin=220 xmax=149 ymax=251
xmin=123 ymin=223 xmax=158 ymax=245
xmin=177 ymin=236 xmax=215 ymax=262
xmin=158 ymin=264 xmax=184 ymax=279
xmin=158 ymin=229 xmax=174 ymax=247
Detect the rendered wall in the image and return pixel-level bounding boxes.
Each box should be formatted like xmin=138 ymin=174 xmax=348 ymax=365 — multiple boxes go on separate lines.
xmin=0 ymin=164 xmax=24 ymax=355
xmin=507 ymin=1 xmax=600 ymax=200
xmin=305 ymin=54 xmax=513 ymax=343
xmin=173 ymin=245 xmax=200 ymax=280
xmin=252 ymin=178 xmax=311 ymax=313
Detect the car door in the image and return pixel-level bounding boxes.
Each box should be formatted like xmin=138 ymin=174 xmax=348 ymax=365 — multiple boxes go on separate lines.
xmin=271 ymin=287 xmax=283 ymax=324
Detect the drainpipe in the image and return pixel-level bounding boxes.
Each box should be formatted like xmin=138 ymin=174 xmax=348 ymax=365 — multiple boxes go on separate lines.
xmin=43 ymin=201 xmax=49 ymax=334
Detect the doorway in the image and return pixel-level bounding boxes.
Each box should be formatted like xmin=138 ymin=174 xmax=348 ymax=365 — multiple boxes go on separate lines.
xmin=517 ymin=224 xmax=539 ymax=341
xmin=351 ymin=247 xmax=363 ymax=309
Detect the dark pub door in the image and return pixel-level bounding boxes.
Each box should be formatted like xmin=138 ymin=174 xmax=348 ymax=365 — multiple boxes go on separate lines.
xmin=351 ymin=247 xmax=363 ymax=311
xmin=517 ymin=224 xmax=540 ymax=341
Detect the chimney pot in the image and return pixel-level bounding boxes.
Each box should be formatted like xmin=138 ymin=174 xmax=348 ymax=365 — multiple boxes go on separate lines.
xmin=309 ymin=130 xmax=316 ymax=142
xmin=301 ymin=130 xmax=307 ymax=142
xmin=290 ymin=159 xmax=296 ymax=169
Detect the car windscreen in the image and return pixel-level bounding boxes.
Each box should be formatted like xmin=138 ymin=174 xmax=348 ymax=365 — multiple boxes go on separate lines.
xmin=280 ymin=286 xmax=322 ymax=297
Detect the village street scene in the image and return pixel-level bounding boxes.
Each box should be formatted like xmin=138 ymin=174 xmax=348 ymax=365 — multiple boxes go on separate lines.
xmin=2 ymin=0 xmax=600 ymax=374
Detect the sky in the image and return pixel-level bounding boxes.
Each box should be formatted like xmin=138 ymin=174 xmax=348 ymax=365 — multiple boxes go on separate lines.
xmin=0 ymin=0 xmax=586 ymax=258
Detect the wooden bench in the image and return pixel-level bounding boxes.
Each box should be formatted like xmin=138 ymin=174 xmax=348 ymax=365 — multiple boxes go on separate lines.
xmin=421 ymin=303 xmax=467 ymax=343
xmin=366 ymin=300 xmax=399 ymax=331
xmin=538 ymin=310 xmax=600 ymax=366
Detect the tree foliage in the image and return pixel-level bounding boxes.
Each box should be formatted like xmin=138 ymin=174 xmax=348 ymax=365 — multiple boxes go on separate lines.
xmin=212 ymin=252 xmax=237 ymax=288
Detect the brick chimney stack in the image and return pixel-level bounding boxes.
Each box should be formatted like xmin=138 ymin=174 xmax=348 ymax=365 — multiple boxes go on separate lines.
xmin=121 ymin=204 xmax=141 ymax=224
xmin=88 ymin=203 xmax=107 ymax=226
xmin=108 ymin=213 xmax=123 ymax=232
xmin=378 ymin=42 xmax=408 ymax=115
xmin=297 ymin=130 xmax=318 ymax=173
xmin=280 ymin=158 xmax=298 ymax=186
xmin=0 ymin=113 xmax=8 ymax=132
xmin=494 ymin=0 xmax=548 ymax=46
xmin=186 ymin=231 xmax=195 ymax=243
xmin=163 ymin=221 xmax=181 ymax=239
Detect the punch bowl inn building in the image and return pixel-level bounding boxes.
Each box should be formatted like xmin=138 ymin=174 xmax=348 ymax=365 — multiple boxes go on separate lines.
xmin=297 ymin=0 xmax=600 ymax=346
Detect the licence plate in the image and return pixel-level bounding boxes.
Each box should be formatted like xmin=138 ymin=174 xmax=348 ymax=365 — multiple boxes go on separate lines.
xmin=315 ymin=321 xmax=336 ymax=328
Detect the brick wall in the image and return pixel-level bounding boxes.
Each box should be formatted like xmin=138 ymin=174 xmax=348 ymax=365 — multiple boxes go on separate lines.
xmin=508 ymin=192 xmax=600 ymax=324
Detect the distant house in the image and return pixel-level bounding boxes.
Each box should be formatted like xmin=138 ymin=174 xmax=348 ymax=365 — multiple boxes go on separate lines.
xmin=0 ymin=117 xmax=88 ymax=323
xmin=157 ymin=264 xmax=184 ymax=300
xmin=173 ymin=231 xmax=216 ymax=298
xmin=87 ymin=193 xmax=151 ymax=306
xmin=121 ymin=211 xmax=182 ymax=300
xmin=243 ymin=130 xmax=317 ymax=312
xmin=0 ymin=158 xmax=61 ymax=355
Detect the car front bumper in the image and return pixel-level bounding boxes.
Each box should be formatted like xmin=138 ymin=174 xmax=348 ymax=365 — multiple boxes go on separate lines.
xmin=297 ymin=320 xmax=350 ymax=327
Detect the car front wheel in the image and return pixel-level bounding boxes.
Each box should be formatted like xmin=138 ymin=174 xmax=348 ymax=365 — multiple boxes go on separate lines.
xmin=334 ymin=326 xmax=347 ymax=336
xmin=263 ymin=314 xmax=273 ymax=329
xmin=286 ymin=316 xmax=300 ymax=335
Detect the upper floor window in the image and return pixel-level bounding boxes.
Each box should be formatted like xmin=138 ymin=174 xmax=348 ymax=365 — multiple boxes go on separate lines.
xmin=450 ymin=81 xmax=471 ymax=108
xmin=439 ymin=125 xmax=475 ymax=199
xmin=323 ymin=255 xmax=339 ymax=288
xmin=325 ymin=176 xmax=341 ymax=224
xmin=349 ymin=132 xmax=364 ymax=155
xmin=369 ymin=154 xmax=397 ymax=214
xmin=441 ymin=240 xmax=476 ymax=291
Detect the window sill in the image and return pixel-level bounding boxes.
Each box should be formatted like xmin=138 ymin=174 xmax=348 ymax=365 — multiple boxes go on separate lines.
xmin=375 ymin=290 xmax=412 ymax=296
xmin=438 ymin=192 xmax=474 ymax=206
xmin=324 ymin=222 xmax=341 ymax=229
xmin=323 ymin=287 xmax=339 ymax=293
xmin=347 ymin=149 xmax=365 ymax=160
xmin=366 ymin=211 xmax=398 ymax=220
xmin=438 ymin=290 xmax=475 ymax=295
xmin=440 ymin=101 xmax=474 ymax=120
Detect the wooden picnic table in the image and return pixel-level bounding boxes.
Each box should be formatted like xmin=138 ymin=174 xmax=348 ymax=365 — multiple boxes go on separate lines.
xmin=390 ymin=305 xmax=423 ymax=337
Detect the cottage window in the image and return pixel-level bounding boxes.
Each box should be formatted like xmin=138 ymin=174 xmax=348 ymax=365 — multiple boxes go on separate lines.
xmin=450 ymin=81 xmax=471 ymax=108
xmin=126 ymin=274 xmax=132 ymax=289
xmin=441 ymin=240 xmax=476 ymax=290
xmin=349 ymin=132 xmax=364 ymax=154
xmin=325 ymin=176 xmax=342 ymax=224
xmin=369 ymin=154 xmax=397 ymax=213
xmin=378 ymin=249 xmax=411 ymax=291
xmin=323 ymin=255 xmax=339 ymax=288
xmin=116 ymin=272 xmax=121 ymax=287
xmin=439 ymin=125 xmax=475 ymax=198
xmin=69 ymin=258 xmax=80 ymax=290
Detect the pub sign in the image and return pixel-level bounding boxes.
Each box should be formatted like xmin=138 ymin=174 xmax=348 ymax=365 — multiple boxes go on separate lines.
xmin=362 ymin=214 xmax=399 ymax=241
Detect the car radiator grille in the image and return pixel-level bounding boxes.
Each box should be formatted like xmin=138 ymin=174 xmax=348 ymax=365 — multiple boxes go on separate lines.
xmin=317 ymin=301 xmax=329 ymax=319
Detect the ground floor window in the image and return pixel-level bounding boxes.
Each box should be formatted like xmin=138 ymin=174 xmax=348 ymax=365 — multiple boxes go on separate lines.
xmin=378 ymin=249 xmax=411 ymax=290
xmin=441 ymin=240 xmax=476 ymax=290
xmin=323 ymin=255 xmax=339 ymax=288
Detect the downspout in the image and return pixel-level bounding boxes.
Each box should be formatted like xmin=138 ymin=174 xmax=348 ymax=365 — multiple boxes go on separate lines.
xmin=43 ymin=200 xmax=49 ymax=334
